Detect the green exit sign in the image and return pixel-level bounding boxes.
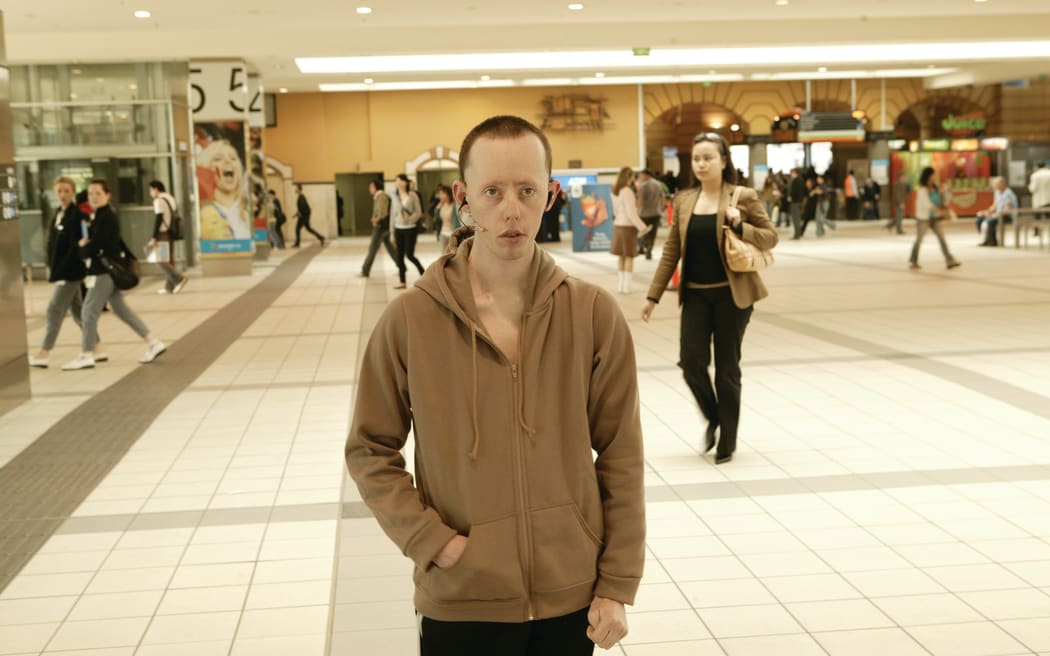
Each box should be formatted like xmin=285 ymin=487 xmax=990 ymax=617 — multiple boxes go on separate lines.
xmin=632 ymin=47 xmax=650 ymax=56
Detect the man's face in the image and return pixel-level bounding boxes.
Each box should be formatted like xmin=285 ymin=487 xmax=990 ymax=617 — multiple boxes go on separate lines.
xmin=453 ymin=135 xmax=558 ymax=261
xmin=995 ymin=178 xmax=1006 ymax=192
xmin=54 ymin=182 xmax=75 ymax=207
xmin=149 ymin=187 xmax=159 ymax=199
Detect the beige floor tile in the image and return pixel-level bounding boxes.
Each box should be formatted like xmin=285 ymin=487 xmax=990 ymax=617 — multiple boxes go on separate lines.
xmin=245 ymin=580 xmax=331 ymax=610
xmin=235 ymin=605 xmax=330 ymax=639
xmin=67 ymin=590 xmax=164 ymax=622
xmin=959 ymin=588 xmax=1050 ymax=620
xmin=156 ymin=585 xmax=248 ymax=615
xmin=873 ymin=593 xmax=985 ymax=626
xmin=785 ymin=599 xmax=894 ymax=632
xmin=134 ymin=640 xmax=231 ymax=656
xmin=0 ymin=623 xmax=59 ymax=655
xmin=627 ymin=583 xmax=691 ymax=612
xmin=85 ymin=567 xmax=175 ymax=595
xmin=698 ymin=604 xmax=803 ymax=638
xmin=620 ymin=610 xmax=712 ymax=644
xmin=141 ymin=611 xmax=241 ymax=645
xmin=842 ymin=568 xmax=946 ymax=597
xmin=926 ymin=563 xmax=1030 ymax=592
xmin=329 ymin=629 xmax=418 ymax=656
xmin=762 ymin=573 xmax=861 ymax=603
xmin=46 ymin=617 xmax=150 ymax=651
xmin=659 ymin=556 xmax=753 ymax=582
xmin=998 ymin=617 xmax=1050 ymax=652
xmin=908 ymin=621 xmax=1028 ymax=656
xmin=680 ymin=578 xmax=776 ymax=608
xmin=739 ymin=551 xmax=831 ymax=578
xmin=0 ymin=572 xmax=93 ymax=600
xmin=0 ymin=596 xmax=77 ymax=626
xmin=168 ymin=562 xmax=255 ymax=589
xmin=720 ymin=633 xmax=826 ymax=656
xmin=813 ymin=627 xmax=930 ymax=656
xmin=623 ymin=640 xmax=723 ymax=655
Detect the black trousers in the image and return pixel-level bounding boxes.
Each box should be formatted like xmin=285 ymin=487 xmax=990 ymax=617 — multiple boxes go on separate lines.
xmin=294 ymin=217 xmax=324 ymax=245
xmin=361 ymin=219 xmax=398 ymax=276
xmin=679 ymin=286 xmax=752 ymax=458
xmin=419 ymin=608 xmax=593 ymax=656
xmin=394 ymin=228 xmax=425 ymax=283
xmin=639 ymin=215 xmax=661 ymax=259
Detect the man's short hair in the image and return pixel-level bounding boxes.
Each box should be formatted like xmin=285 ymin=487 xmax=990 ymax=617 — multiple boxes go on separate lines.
xmin=53 ymin=176 xmax=76 ymax=190
xmin=148 ymin=180 xmax=166 ymax=193
xmin=294 ymin=183 xmax=303 ymax=192
xmin=459 ymin=115 xmax=552 ymax=180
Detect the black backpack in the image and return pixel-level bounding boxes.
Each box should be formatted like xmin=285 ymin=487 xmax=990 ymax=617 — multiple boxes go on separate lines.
xmin=161 ymin=196 xmax=184 ymax=240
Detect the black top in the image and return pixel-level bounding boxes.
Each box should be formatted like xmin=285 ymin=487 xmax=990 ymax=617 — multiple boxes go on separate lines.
xmin=683 ymin=213 xmax=727 ymax=285
xmin=297 ymin=194 xmax=311 ymax=220
xmin=47 ymin=204 xmax=89 ymax=282
xmin=80 ymin=205 xmax=130 ymax=276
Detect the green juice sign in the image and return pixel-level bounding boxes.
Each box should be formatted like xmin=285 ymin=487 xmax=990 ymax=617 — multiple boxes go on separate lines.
xmin=941 ymin=113 xmax=987 ymax=136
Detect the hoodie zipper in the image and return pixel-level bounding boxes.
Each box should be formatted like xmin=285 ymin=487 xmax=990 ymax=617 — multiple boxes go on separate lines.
xmin=511 ymin=329 xmax=536 ymax=621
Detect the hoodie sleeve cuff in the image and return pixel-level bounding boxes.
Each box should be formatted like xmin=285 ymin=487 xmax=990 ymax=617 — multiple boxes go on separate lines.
xmin=594 ymin=571 xmax=641 ymax=606
xmin=404 ymin=518 xmax=459 ymax=572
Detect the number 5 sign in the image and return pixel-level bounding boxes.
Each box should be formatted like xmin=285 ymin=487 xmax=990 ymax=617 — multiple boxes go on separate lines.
xmin=190 ymin=61 xmax=251 ymax=122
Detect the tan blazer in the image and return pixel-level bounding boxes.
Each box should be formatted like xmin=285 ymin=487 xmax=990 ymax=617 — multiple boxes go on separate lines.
xmin=647 ymin=184 xmax=778 ymax=309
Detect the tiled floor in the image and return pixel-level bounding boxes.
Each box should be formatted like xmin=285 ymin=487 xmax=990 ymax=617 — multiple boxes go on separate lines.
xmin=3 ymin=221 xmax=1050 ymax=655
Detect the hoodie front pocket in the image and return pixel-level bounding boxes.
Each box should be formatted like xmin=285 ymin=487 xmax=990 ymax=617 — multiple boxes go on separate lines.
xmin=530 ymin=503 xmax=602 ymax=593
xmin=421 ymin=514 xmax=523 ymax=603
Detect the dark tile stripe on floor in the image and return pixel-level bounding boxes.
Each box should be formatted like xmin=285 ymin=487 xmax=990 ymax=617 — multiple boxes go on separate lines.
xmin=0 ymin=247 xmax=321 ymax=593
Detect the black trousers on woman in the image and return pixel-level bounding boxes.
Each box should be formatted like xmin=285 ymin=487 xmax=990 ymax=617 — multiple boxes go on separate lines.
xmin=393 ymin=227 xmax=425 ymax=283
xmin=419 ymin=607 xmax=593 ymax=656
xmin=679 ymin=285 xmax=752 ymax=458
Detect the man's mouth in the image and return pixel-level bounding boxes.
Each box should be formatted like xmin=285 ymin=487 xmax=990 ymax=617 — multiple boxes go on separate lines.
xmin=500 ymin=230 xmax=524 ymax=238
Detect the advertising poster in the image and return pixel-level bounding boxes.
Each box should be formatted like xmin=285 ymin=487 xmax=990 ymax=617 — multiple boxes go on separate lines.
xmin=194 ymin=121 xmax=253 ymax=255
xmin=570 ymin=184 xmax=614 ymax=252
xmin=247 ymin=75 xmax=268 ymax=245
xmin=890 ymin=151 xmax=993 ymax=216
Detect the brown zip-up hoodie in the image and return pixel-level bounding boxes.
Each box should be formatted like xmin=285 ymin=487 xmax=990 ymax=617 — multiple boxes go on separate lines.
xmin=346 ymin=230 xmax=646 ymax=623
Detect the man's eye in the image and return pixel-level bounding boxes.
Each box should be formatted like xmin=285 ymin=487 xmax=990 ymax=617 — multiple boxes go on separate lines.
xmin=522 ymin=188 xmax=536 ymax=197
xmin=483 ymin=188 xmax=500 ymax=197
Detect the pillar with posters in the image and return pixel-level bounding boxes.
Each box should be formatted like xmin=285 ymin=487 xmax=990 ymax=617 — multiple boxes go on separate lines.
xmin=190 ymin=61 xmax=254 ymax=276
xmin=247 ymin=74 xmax=269 ymax=260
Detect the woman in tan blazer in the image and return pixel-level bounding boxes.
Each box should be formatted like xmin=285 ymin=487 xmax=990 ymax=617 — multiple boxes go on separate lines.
xmin=642 ymin=133 xmax=777 ymax=464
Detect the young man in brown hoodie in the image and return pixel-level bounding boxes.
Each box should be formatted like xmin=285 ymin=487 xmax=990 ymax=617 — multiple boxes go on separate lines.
xmin=346 ymin=116 xmax=646 ymax=655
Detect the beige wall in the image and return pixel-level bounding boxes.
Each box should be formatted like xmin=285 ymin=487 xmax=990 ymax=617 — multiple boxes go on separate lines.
xmin=264 ymin=85 xmax=641 ymax=183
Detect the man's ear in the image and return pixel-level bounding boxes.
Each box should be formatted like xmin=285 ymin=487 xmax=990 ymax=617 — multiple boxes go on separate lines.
xmin=452 ymin=181 xmax=468 ymax=207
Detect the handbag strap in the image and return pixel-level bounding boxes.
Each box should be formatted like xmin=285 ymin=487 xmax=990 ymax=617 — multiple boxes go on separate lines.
xmin=730 ymin=185 xmax=743 ymax=209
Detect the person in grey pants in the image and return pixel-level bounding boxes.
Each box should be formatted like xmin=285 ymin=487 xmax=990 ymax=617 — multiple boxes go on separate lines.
xmin=359 ymin=179 xmax=398 ymax=277
xmin=62 ymin=179 xmax=166 ymax=371
xmin=28 ymin=176 xmax=106 ymax=368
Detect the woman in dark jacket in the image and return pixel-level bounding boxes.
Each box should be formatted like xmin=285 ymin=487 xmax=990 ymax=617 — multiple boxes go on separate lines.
xmin=62 ymin=179 xmax=165 ymax=371
xmin=29 ymin=177 xmax=106 ymax=367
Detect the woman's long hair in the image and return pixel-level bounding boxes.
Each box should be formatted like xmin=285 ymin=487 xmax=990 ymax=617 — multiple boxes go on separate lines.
xmin=613 ymin=166 xmax=635 ymax=195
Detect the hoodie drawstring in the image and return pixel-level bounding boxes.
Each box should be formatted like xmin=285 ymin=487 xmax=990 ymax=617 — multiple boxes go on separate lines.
xmin=468 ymin=321 xmax=481 ymax=460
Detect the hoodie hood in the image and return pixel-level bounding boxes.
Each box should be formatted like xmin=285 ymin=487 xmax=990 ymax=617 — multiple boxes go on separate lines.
xmin=414 ymin=226 xmax=569 ymax=460
xmin=415 ymin=226 xmax=569 ymax=326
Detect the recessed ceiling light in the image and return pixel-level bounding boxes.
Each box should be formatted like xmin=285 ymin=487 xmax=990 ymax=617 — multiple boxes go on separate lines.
xmin=364 ymin=78 xmax=374 ymax=84
xmin=278 ymin=87 xmax=289 ymax=93
xmin=480 ymin=75 xmax=491 ymax=81
xmin=595 ymin=72 xmax=605 ymax=78
xmin=975 ymin=0 xmax=988 ymax=3
xmin=568 ymin=3 xmax=585 ymax=10
xmin=133 ymin=10 xmax=151 ymax=18
xmin=128 ymin=83 xmax=138 ymax=90
xmin=775 ymin=0 xmax=788 ymax=5
xmin=70 ymin=92 xmax=78 ymax=99
xmin=356 ymin=6 xmax=372 ymax=14
xmin=730 ymin=124 xmax=740 ymax=131
xmin=72 ymin=68 xmax=82 ymax=74
xmin=95 ymin=77 xmax=104 ymax=82
xmin=818 ymin=66 xmax=827 ymax=72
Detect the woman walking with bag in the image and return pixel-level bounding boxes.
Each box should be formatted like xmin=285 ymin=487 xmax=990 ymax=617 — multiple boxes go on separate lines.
xmin=642 ymin=133 xmax=777 ymax=464
xmin=909 ymin=167 xmax=961 ymax=271
xmin=390 ymin=173 xmax=426 ymax=289
xmin=610 ymin=167 xmax=651 ymax=293
xmin=63 ymin=179 xmax=165 ymax=371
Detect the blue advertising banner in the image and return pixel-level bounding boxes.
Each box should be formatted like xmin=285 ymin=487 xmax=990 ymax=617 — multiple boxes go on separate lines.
xmin=569 ymin=184 xmax=614 ymax=252
xmin=200 ymin=239 xmax=254 ymax=254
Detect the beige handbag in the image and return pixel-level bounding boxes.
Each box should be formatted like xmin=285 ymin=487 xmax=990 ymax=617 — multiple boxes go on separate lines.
xmin=723 ymin=186 xmax=774 ymax=273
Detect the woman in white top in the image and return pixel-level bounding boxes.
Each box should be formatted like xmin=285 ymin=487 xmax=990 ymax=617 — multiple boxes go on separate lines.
xmin=434 ymin=185 xmax=458 ymax=254
xmin=909 ymin=166 xmax=960 ymax=270
xmin=390 ymin=173 xmax=426 ymax=289
xmin=610 ymin=167 xmax=651 ymax=293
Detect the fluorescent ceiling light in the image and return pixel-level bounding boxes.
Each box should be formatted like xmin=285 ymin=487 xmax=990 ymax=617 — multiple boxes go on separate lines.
xmin=753 ymin=68 xmax=956 ymax=80
xmin=298 ymin=41 xmax=1050 ymax=75
xmin=521 ymin=78 xmax=577 ymax=86
xmin=320 ymin=80 xmax=515 ymax=92
xmin=356 ymin=6 xmax=372 ymax=14
xmin=568 ymin=3 xmax=585 ymax=10
xmin=133 ymin=10 xmax=151 ymax=18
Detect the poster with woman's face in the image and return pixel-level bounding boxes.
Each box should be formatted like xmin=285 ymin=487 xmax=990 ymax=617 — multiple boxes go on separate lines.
xmin=195 ymin=121 xmax=253 ymax=251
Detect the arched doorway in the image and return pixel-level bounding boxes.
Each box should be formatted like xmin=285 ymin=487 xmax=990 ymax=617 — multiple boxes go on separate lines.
xmin=646 ymin=103 xmax=748 ymax=190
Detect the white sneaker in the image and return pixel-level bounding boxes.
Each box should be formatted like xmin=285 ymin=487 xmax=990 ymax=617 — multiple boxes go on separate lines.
xmin=94 ymin=352 xmax=109 ymax=362
xmin=173 ymin=278 xmax=188 ymax=294
xmin=139 ymin=341 xmax=166 ymax=364
xmin=61 ymin=354 xmax=95 ymax=370
xmin=28 ymin=355 xmax=49 ymax=368
xmin=157 ymin=288 xmax=171 ymax=295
